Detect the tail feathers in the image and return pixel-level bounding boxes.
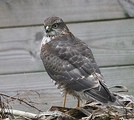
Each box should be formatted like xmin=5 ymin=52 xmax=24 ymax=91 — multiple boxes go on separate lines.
xmin=82 ymin=79 xmax=124 ymax=106
xmin=84 ymin=91 xmax=110 ymax=104
xmin=84 ymin=90 xmax=124 ymax=107
xmin=84 ymin=86 xmax=116 ymax=104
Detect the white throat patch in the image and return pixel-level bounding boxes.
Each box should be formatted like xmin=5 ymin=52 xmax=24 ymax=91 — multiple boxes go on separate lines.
xmin=40 ymin=36 xmax=51 ymax=49
xmin=41 ymin=36 xmax=51 ymax=45
xmin=40 ymin=36 xmax=51 ymax=50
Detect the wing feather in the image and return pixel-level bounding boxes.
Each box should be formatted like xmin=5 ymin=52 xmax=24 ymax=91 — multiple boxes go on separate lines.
xmin=40 ymin=34 xmax=115 ymax=103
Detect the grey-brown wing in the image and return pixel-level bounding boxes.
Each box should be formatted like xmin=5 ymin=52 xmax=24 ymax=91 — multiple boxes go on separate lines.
xmin=40 ymin=35 xmax=116 ymax=103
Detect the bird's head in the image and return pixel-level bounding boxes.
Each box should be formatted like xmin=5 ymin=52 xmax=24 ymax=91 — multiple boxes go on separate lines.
xmin=44 ymin=17 xmax=69 ymax=38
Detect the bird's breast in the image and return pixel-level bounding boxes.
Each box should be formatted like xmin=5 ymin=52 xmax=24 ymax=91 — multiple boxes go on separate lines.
xmin=41 ymin=36 xmax=51 ymax=47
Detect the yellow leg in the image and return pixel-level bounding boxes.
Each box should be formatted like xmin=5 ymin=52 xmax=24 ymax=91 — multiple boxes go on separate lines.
xmin=62 ymin=92 xmax=67 ymax=107
xmin=76 ymin=99 xmax=80 ymax=107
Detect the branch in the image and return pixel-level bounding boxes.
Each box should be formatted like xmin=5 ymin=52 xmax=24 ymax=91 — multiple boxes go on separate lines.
xmin=0 ymin=108 xmax=37 ymax=118
xmin=0 ymin=93 xmax=42 ymax=112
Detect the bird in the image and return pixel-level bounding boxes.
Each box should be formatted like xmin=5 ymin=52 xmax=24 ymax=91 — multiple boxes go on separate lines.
xmin=40 ymin=16 xmax=121 ymax=107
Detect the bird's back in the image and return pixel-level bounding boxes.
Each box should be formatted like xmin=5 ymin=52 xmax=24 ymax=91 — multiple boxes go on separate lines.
xmin=40 ymin=33 xmax=117 ymax=104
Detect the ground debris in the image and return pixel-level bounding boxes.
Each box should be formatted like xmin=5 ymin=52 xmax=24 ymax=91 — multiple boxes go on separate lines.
xmin=0 ymin=92 xmax=134 ymax=120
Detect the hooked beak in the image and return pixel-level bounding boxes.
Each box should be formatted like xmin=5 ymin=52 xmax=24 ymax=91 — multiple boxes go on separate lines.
xmin=45 ymin=26 xmax=51 ymax=33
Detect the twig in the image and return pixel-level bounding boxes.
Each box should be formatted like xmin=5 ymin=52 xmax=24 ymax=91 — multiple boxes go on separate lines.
xmin=0 ymin=108 xmax=37 ymax=118
xmin=0 ymin=93 xmax=42 ymax=112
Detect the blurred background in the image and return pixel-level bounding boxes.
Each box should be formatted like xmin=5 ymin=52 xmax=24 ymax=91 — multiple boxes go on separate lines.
xmin=0 ymin=0 xmax=134 ymax=113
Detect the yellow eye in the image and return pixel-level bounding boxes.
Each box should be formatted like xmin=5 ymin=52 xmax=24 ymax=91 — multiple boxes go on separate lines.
xmin=52 ymin=23 xmax=59 ymax=28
